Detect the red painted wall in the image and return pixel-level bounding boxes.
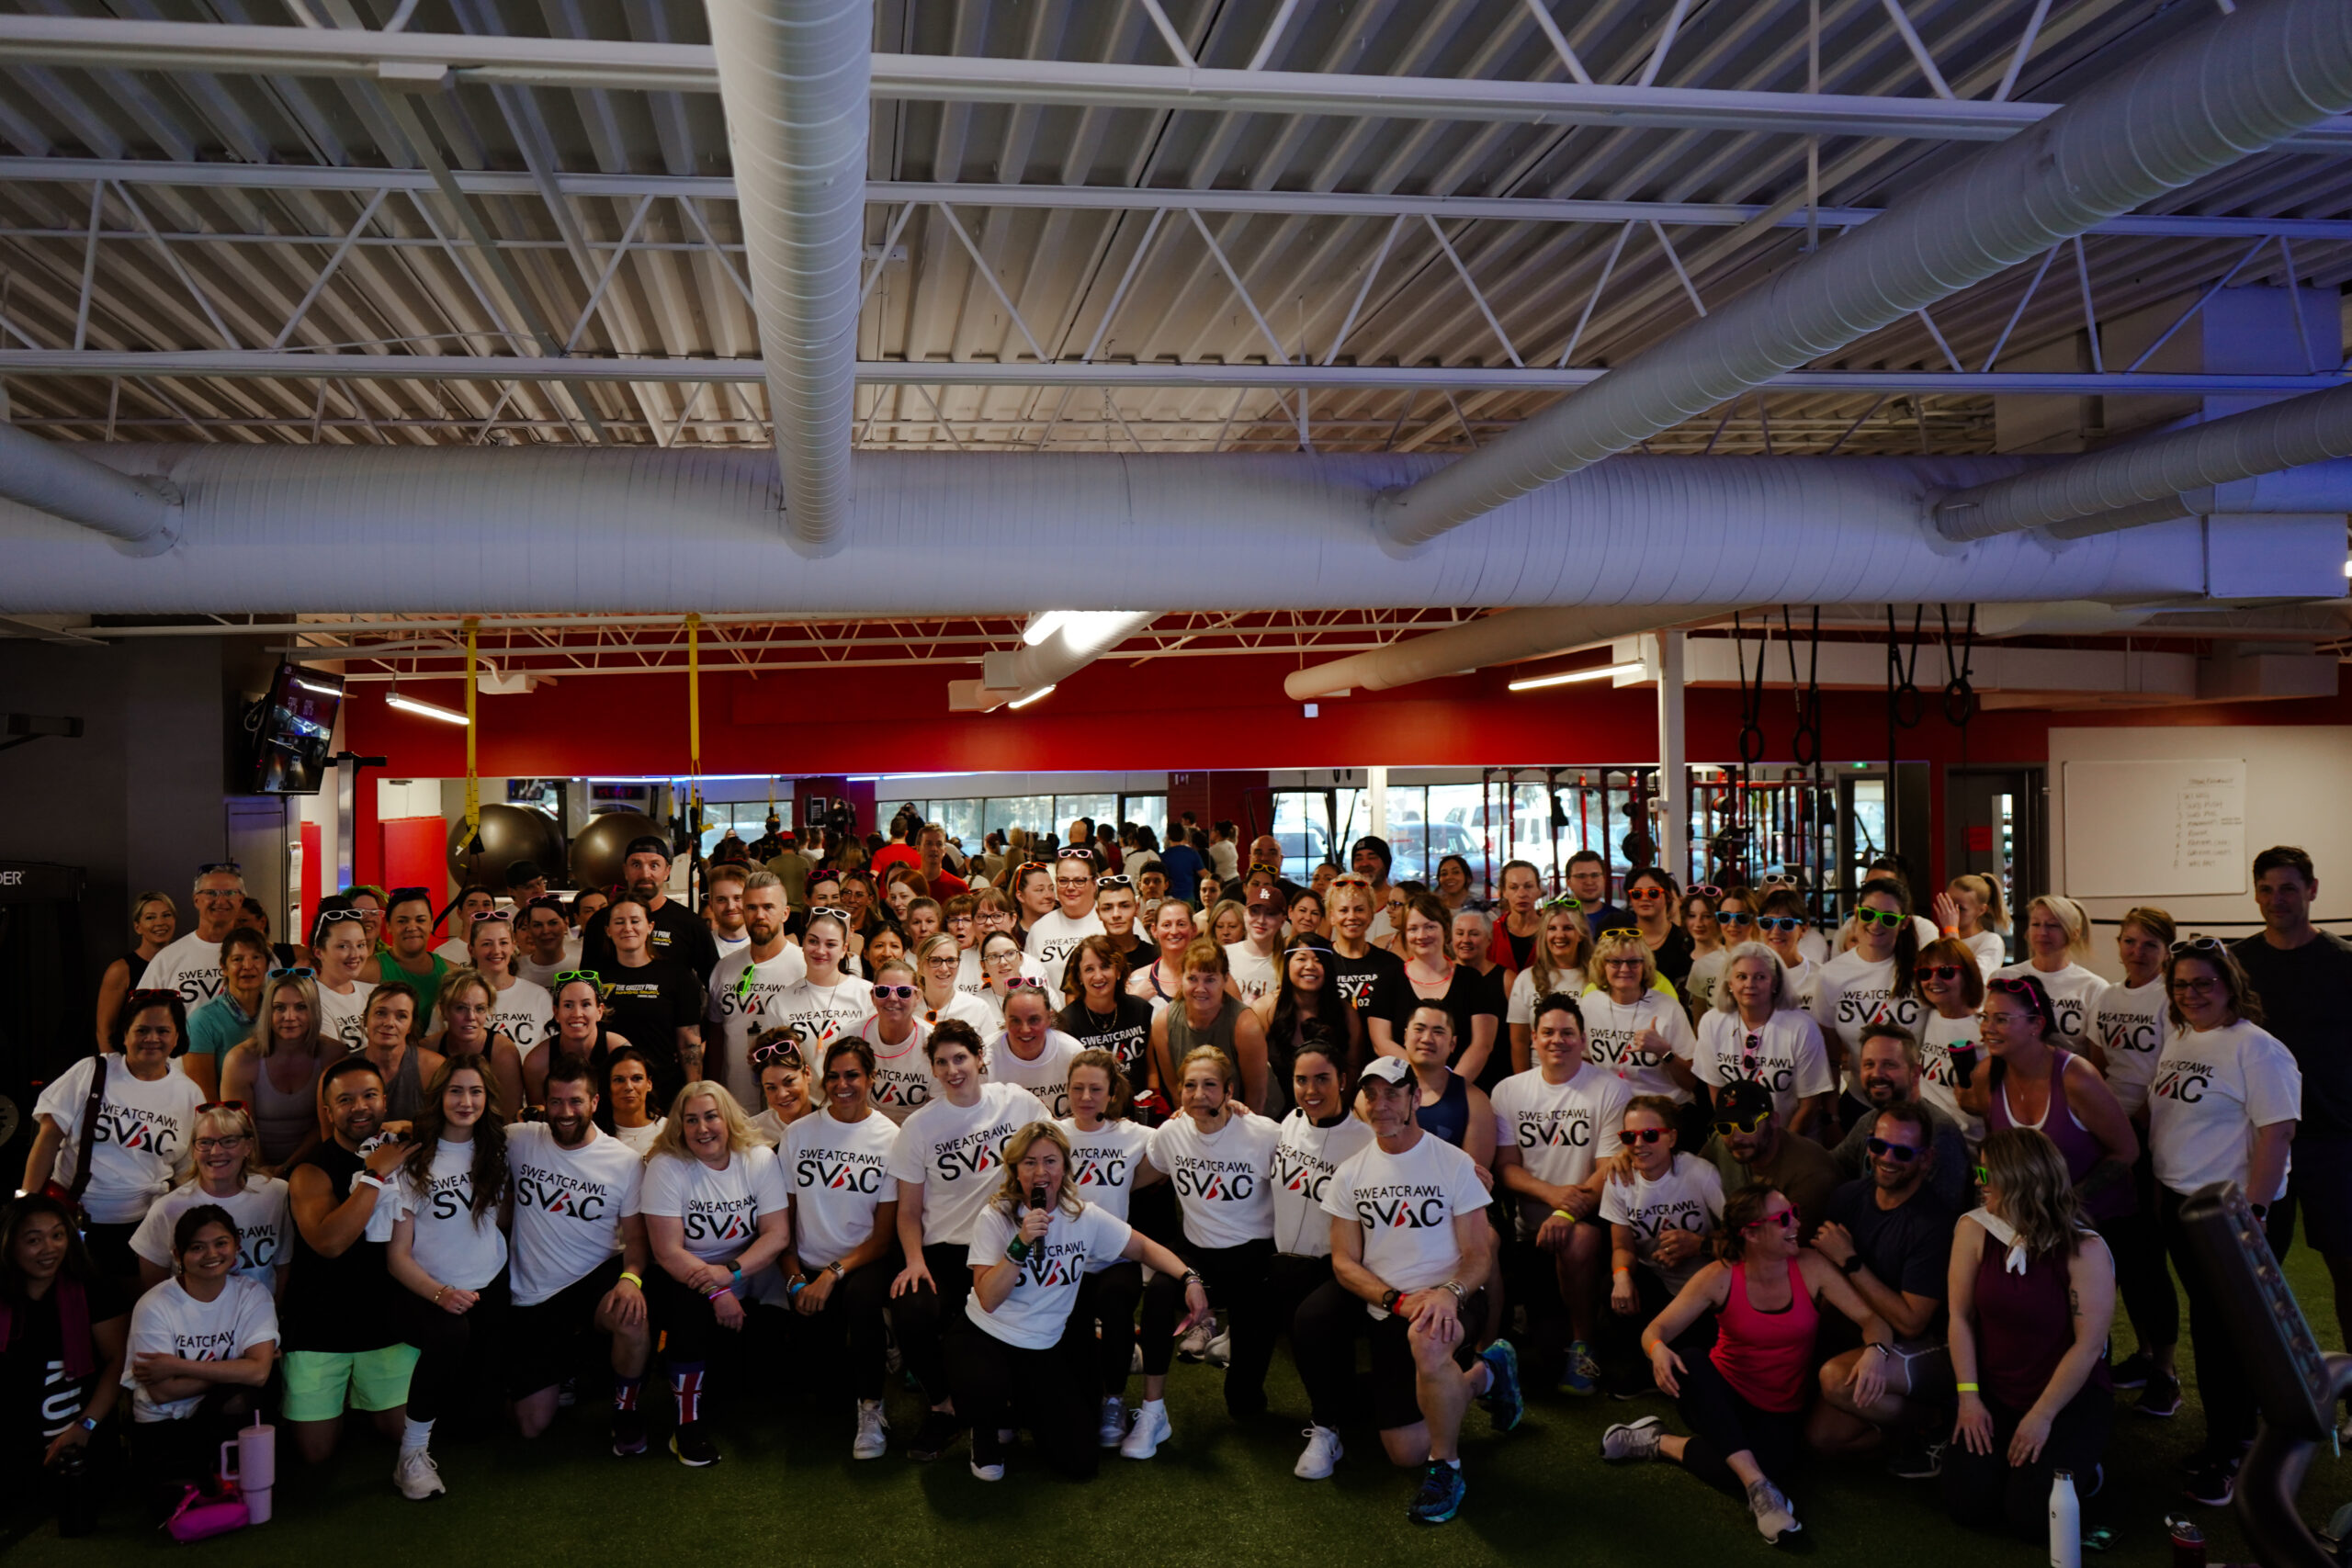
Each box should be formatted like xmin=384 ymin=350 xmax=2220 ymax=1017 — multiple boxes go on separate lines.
xmin=380 ymin=817 xmax=447 ymax=906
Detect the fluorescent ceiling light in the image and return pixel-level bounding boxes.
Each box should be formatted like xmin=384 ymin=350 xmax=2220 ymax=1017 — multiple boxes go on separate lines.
xmin=387 ymin=691 xmax=469 ymax=726
xmin=291 ymin=674 xmax=344 ymax=697
xmin=1059 ymin=611 xmax=1137 ymax=652
xmin=1021 ymin=611 xmax=1070 ymax=647
xmin=1006 ymin=683 xmax=1057 ymax=709
xmin=1507 ymin=660 xmax=1645 ymax=693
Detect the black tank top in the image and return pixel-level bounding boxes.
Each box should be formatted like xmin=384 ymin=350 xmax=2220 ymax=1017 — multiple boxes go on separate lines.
xmin=281 ymin=1140 xmax=398 ymax=1353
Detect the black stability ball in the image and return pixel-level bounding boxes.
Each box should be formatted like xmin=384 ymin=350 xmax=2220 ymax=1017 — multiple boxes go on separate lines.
xmin=569 ymin=809 xmax=665 ymax=893
xmin=446 ymin=803 xmax=566 ymax=892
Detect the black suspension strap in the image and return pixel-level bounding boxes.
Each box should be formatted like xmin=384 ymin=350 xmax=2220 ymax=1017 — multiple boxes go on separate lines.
xmin=1940 ymin=603 xmax=1979 ymax=728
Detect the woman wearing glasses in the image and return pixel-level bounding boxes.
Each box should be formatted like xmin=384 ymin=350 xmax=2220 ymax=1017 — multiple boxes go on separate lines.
xmin=1601 ymin=1095 xmax=1725 ymax=1328
xmin=1752 ymin=889 xmax=1817 ymax=998
xmin=974 ymin=930 xmax=1050 ymax=1026
xmin=129 ymin=1102 xmax=288 ymax=1293
xmin=1991 ymin=896 xmax=2108 ymax=1049
xmin=1603 ymin=1182 xmax=1894 ymax=1544
xmin=1913 ymin=937 xmax=1988 ymax=1144
xmin=1623 ymin=868 xmax=1695 ymax=994
xmin=1955 ymin=974 xmax=2137 ymax=1233
xmin=1695 ymin=945 xmax=1835 ymax=1137
xmin=1147 ymin=939 xmax=1270 ymax=1113
xmin=429 ymin=968 xmax=527 ymax=1125
xmin=183 ymin=928 xmax=275 ymax=1100
xmin=1942 ymin=1127 xmax=2117 ymax=1540
xmin=2148 ymin=937 xmax=2300 ymax=1506
xmin=26 ymin=990 xmax=208 ymax=1288
xmin=1256 ymin=942 xmax=1365 ymax=1116
xmin=1505 ymin=898 xmax=1590 ymax=1075
xmin=1367 ymin=894 xmax=1502 ymax=1086
xmin=220 ymin=969 xmax=332 ymax=1169
xmin=1577 ymin=931 xmax=1700 ymax=1121
xmin=1806 ymin=877 xmax=1926 ymax=1127
xmin=912 ymin=934 xmax=993 ymax=1032
xmin=1679 ymin=889 xmax=1731 ymax=1015
xmin=311 ymin=898 xmax=379 ymax=1054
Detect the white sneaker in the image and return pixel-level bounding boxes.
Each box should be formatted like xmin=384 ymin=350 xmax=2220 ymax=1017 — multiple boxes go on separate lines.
xmin=969 ymin=1460 xmax=1004 ymax=1482
xmin=1747 ymin=1478 xmax=1801 ymax=1543
xmin=1097 ymin=1397 xmax=1128 ymax=1449
xmin=394 ymin=1448 xmax=445 ymax=1501
xmin=1204 ymin=1327 xmax=1232 ymax=1369
xmin=853 ymin=1399 xmax=889 ymax=1461
xmin=1120 ymin=1400 xmax=1170 ymax=1460
xmin=1176 ymin=1320 xmax=1213 ymax=1361
xmin=1294 ymin=1425 xmax=1343 ymax=1480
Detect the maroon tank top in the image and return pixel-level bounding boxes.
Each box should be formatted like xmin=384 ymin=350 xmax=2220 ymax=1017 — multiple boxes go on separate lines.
xmin=1987 ymin=1048 xmax=2128 ymax=1222
xmin=1973 ymin=1227 xmax=2111 ymax=1409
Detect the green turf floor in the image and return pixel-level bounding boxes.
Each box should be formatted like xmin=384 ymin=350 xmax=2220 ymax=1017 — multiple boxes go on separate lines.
xmin=6 ymin=1246 xmax=2348 ymax=1568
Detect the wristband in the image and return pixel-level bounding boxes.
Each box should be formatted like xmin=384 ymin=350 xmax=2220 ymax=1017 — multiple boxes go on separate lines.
xmin=786 ymin=1276 xmax=807 ymax=1297
xmin=1941 ymin=925 xmax=1959 ymax=937
xmin=618 ymin=1270 xmax=643 ymax=1289
xmin=705 ymin=1285 xmax=731 ymax=1301
xmin=1550 ymin=1208 xmax=1576 ymax=1223
xmin=356 ymin=1172 xmax=388 ymax=1191
xmin=1956 ymin=1382 xmax=1980 ymax=1393
xmin=1612 ymin=1266 xmax=1632 ymax=1278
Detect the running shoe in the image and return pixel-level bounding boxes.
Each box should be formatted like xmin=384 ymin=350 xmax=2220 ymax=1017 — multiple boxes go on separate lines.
xmin=1407 ymin=1461 xmax=1466 ymax=1524
xmin=2138 ymin=1373 xmax=2183 ymax=1418
xmin=1120 ymin=1400 xmax=1171 ymax=1460
xmin=670 ymin=1425 xmax=720 ymax=1468
xmin=1479 ymin=1339 xmax=1523 ymax=1432
xmin=968 ymin=1460 xmax=1004 ymax=1482
xmin=1176 ymin=1319 xmax=1214 ymax=1362
xmin=2108 ymin=1349 xmax=2153 ymax=1390
xmin=907 ymin=1408 xmax=962 ymax=1462
xmin=393 ymin=1448 xmax=445 ymax=1501
xmin=1203 ymin=1328 xmax=1232 ymax=1369
xmin=2182 ymin=1455 xmax=2239 ymax=1508
xmin=1294 ymin=1425 xmax=1343 ymax=1480
xmin=1600 ymin=1416 xmax=1663 ymax=1462
xmin=1557 ymin=1339 xmax=1600 ymax=1396
xmin=1747 ymin=1478 xmax=1800 ymax=1543
xmin=1884 ymin=1435 xmax=1946 ymax=1480
xmin=853 ymin=1399 xmax=889 ymax=1461
xmin=1097 ymin=1397 xmax=1128 ymax=1449
xmin=610 ymin=1408 xmax=649 ymax=1458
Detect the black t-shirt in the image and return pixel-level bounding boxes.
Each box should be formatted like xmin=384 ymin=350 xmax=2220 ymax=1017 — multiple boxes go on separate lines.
xmin=1586 ymin=901 xmax=1634 ymax=937
xmin=2 ymin=1277 xmax=130 ymax=1465
xmin=582 ymin=897 xmax=721 ymax=989
xmin=598 ymin=957 xmax=703 ymax=1100
xmin=1327 ymin=944 xmax=1404 ymax=1017
xmin=1369 ymin=964 xmax=1503 ymax=1082
xmin=282 ymin=1140 xmax=398 ymax=1354
xmin=1499 ymin=923 xmax=1538 ymax=971
xmin=1826 ymin=1178 xmax=1956 ymax=1303
xmin=1057 ymin=995 xmax=1156 ymax=1099
xmin=2232 ymin=931 xmax=2352 ymax=1140
xmin=1650 ymin=925 xmax=1697 ymax=992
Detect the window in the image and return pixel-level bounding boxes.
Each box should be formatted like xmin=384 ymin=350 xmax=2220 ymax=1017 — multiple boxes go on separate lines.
xmin=933 ymin=797 xmax=983 ymax=850
xmin=1120 ymin=795 xmax=1169 ymax=836
xmin=984 ymin=795 xmax=1055 ymax=842
xmin=1054 ymin=795 xmax=1117 ymax=837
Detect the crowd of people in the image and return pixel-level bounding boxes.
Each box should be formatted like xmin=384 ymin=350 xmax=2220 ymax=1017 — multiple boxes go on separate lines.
xmin=7 ymin=812 xmax=2344 ymax=1540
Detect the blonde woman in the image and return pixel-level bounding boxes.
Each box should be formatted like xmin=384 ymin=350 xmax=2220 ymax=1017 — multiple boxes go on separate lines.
xmin=1578 ymin=931 xmax=1699 ymax=1108
xmin=220 ymin=970 xmax=331 ymax=1168
xmin=426 ymin=967 xmax=527 ymax=1123
xmin=948 ymin=1120 xmax=1205 ymax=1482
xmin=129 ymin=1102 xmax=289 ymax=1292
xmin=1207 ymin=897 xmax=1249 ymax=949
xmin=1990 ymin=896 xmax=2107 ymax=1048
xmin=1506 ymin=898 xmax=1590 ymax=1074
xmin=96 ymin=890 xmax=178 ymax=1053
xmin=1934 ymin=874 xmax=2010 ymax=977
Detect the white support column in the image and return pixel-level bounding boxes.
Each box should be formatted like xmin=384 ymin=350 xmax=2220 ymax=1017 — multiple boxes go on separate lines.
xmin=1366 ymin=766 xmax=1389 ymax=839
xmin=1655 ymin=631 xmax=1688 ymax=878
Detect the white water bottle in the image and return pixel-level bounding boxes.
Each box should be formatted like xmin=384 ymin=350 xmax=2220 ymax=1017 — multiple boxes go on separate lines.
xmin=2049 ymin=1469 xmax=2081 ymax=1568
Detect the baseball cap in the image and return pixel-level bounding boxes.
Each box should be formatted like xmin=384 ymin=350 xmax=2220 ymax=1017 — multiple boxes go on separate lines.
xmin=1713 ymin=1079 xmax=1774 ymax=1123
xmin=1247 ymin=883 xmax=1283 ymax=908
xmin=1358 ymin=1056 xmax=1411 ymax=1088
xmin=623 ymin=835 xmax=671 ymax=861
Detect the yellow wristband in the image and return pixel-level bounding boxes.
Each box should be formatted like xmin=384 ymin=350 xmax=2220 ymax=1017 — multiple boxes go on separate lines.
xmin=1550 ymin=1208 xmax=1576 ymax=1223
xmin=1956 ymin=1382 xmax=1980 ymax=1393
xmin=618 ymin=1270 xmax=643 ymax=1289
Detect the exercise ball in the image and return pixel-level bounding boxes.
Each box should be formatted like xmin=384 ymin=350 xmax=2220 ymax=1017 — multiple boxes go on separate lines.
xmin=570 ymin=809 xmax=665 ymax=893
xmin=447 ymin=803 xmax=567 ymax=891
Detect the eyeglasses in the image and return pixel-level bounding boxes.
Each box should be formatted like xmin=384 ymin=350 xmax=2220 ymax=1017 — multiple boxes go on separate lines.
xmin=1095 ymin=874 xmax=1133 ymax=889
xmin=808 ymin=907 xmax=851 ymax=923
xmin=1854 ymin=908 xmax=1906 ymax=931
xmin=268 ymin=966 xmax=314 ymax=979
xmin=1916 ymin=964 xmax=1963 ymax=982
xmin=1743 ymin=1210 xmax=1801 ymax=1233
xmin=1602 ymin=956 xmax=1645 ymax=969
xmin=1623 ymin=1126 xmax=1671 ymax=1145
xmin=872 ymin=983 xmax=916 ymax=999
xmin=194 ymin=1134 xmax=250 ymax=1153
xmin=2169 ymin=976 xmax=2220 ymax=996
xmin=1756 ymin=917 xmax=1805 ymax=934
xmin=2170 ymin=935 xmax=2225 ymax=955
xmin=1865 ymin=1136 xmax=1924 ymax=1162
xmin=1713 ymin=1111 xmax=1770 ymax=1137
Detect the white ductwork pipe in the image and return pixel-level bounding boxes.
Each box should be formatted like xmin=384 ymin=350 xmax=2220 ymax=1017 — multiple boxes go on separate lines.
xmin=1935 ymin=383 xmax=2352 ymax=540
xmin=0 ymin=423 xmax=179 ymax=555
xmin=703 ymin=0 xmax=868 ymax=557
xmin=978 ymin=610 xmax=1159 ymax=705
xmin=0 ymin=446 xmax=2279 ymax=615
xmin=1374 ymin=0 xmax=2352 ymax=548
xmin=1282 ymin=604 xmax=1739 ymax=700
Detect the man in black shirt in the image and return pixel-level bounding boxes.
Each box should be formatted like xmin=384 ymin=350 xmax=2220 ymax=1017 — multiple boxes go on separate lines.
xmin=2233 ymin=845 xmax=2352 ymax=1334
xmin=581 ymin=836 xmax=720 ymax=987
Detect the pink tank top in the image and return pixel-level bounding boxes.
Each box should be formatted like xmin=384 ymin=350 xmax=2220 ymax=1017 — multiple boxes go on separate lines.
xmin=1710 ymin=1257 xmax=1819 ymax=1412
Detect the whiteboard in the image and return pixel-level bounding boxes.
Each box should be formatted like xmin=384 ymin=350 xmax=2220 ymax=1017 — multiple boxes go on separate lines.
xmin=2061 ymin=760 xmax=2247 ymax=897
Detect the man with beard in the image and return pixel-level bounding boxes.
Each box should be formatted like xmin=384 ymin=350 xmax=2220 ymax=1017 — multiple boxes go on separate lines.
xmin=1699 ymin=1079 xmax=1838 ymax=1242
xmin=705 ymin=873 xmax=808 ymax=1099
xmin=705 ymin=863 xmax=752 ymax=961
xmin=281 ymin=1057 xmax=415 ymax=1464
xmin=506 ymin=1056 xmax=654 ymax=1454
xmin=582 ymin=837 xmax=720 ymax=988
xmin=1828 ymin=1025 xmax=1970 ymax=1212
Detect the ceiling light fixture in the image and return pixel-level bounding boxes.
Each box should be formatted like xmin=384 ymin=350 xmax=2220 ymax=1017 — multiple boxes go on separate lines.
xmin=1021 ymin=611 xmax=1070 ymax=647
xmin=387 ymin=690 xmax=469 ymax=726
xmin=1006 ymin=683 xmax=1057 ymax=709
xmin=1507 ymin=660 xmax=1646 ymax=693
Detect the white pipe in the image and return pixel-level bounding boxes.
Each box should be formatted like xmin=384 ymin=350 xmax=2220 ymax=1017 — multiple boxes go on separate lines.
xmin=0 ymin=422 xmax=179 ymax=554
xmin=704 ymin=0 xmax=868 ymax=556
xmin=1374 ymin=0 xmax=2352 ymax=547
xmin=0 ymin=446 xmax=2245 ymax=616
xmin=1656 ymin=631 xmax=1688 ymax=877
xmin=980 ymin=611 xmax=1159 ymax=704
xmin=1283 ymin=604 xmax=1741 ymax=700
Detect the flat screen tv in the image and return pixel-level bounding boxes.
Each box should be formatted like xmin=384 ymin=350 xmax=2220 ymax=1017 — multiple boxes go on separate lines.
xmin=241 ymin=662 xmax=343 ymax=795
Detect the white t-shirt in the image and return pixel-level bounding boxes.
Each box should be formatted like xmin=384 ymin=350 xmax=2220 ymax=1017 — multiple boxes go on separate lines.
xmin=1270 ymin=1111 xmax=1377 ymax=1258
xmin=1057 ymin=1116 xmax=1154 ymax=1239
xmin=1807 ymin=952 xmax=1927 ymax=1094
xmin=1147 ymin=1111 xmax=1281 ymax=1250
xmin=394 ymin=1138 xmax=510 ymax=1292
xmin=139 ymin=933 xmax=227 ymax=1010
xmin=1224 ymin=942 xmax=1281 ymax=1009
xmin=2093 ymin=976 xmax=2170 ymax=1121
xmin=34 ymin=1056 xmax=205 ymax=1224
xmin=963 ymin=1199 xmax=1133 ymax=1350
xmin=480 ymin=975 xmax=553 ymax=1055
xmin=316 ymin=980 xmax=375 ymax=1053
xmin=765 ymin=976 xmax=876 ymax=1054
xmin=919 ymin=987 xmax=995 ymax=1033
xmin=129 ymin=1175 xmax=288 ymax=1286
xmin=1692 ymin=1010 xmax=1835 ymax=1124
xmin=1991 ymin=960 xmax=2108 ymax=1048
xmin=1027 ymin=908 xmax=1106 ymax=997
xmin=1323 ymin=1132 xmax=1490 ymax=1314
xmin=983 ymin=1029 xmax=1085 ymax=1119
xmin=781 ymin=1108 xmax=899 ymax=1269
xmin=1489 ymin=1066 xmax=1632 ymax=1231
xmin=640 ymin=1143 xmax=790 ymax=1265
xmin=714 ymin=931 xmax=752 ymax=962
xmin=1599 ymin=1152 xmax=1726 ymax=1291
xmin=433 ymin=937 xmax=471 ymax=966
xmin=514 ymin=937 xmax=582 ymax=993
xmin=1920 ymin=1010 xmax=1987 ymax=1144
xmin=706 ymin=944 xmax=811 ymax=1100
xmin=747 ymin=1108 xmax=798 ymax=1146
xmin=506 ymin=1122 xmax=644 ymax=1306
xmin=1579 ymin=991 xmax=1699 ymax=1102
xmin=1683 ymin=949 xmax=1729 ymax=1014
xmin=1962 ymin=931 xmax=2007 ymax=977
xmin=887 ymin=1084 xmax=1053 ymax=1247
xmin=2149 ymin=1021 xmax=2302 ymax=1201
xmin=860 ymin=1016 xmax=935 ymax=1123
xmin=121 ymin=1275 xmax=278 ymax=1423
xmin=1506 ymin=965 xmax=1588 ymax=1026
xmin=611 ymin=1119 xmax=665 ymax=1156
xmin=1797 ymin=929 xmax=1830 ymax=965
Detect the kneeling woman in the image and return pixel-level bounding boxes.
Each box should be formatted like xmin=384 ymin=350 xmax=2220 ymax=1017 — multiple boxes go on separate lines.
xmin=1603 ymin=1183 xmax=1893 ymax=1545
xmin=950 ymin=1122 xmax=1208 ymax=1482
xmin=122 ymin=1205 xmax=278 ymax=1517
xmin=641 ymin=1082 xmax=792 ymax=1468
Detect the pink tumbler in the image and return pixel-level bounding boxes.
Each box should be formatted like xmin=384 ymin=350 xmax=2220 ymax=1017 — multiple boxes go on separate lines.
xmin=221 ymin=1416 xmax=277 ymax=1524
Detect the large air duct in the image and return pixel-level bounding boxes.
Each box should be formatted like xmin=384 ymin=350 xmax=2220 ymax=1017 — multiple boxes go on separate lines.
xmin=703 ymin=0 xmax=869 ymax=557
xmin=1372 ymin=0 xmax=2352 ymax=548
xmin=0 ymin=423 xmax=179 ymax=555
xmin=0 ymin=446 xmax=2278 ymax=615
xmin=1282 ymin=605 xmax=1737 ymax=700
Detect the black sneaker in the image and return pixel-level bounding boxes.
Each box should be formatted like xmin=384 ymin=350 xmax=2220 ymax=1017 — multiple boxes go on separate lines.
xmin=2109 ymin=1350 xmax=2153 ymax=1390
xmin=2137 ymin=1373 xmax=2182 ymax=1419
xmin=611 ymin=1408 xmax=648 ymax=1457
xmin=908 ymin=1409 xmax=963 ymax=1463
xmin=2182 ymin=1455 xmax=2238 ymax=1507
xmin=670 ymin=1423 xmax=720 ymax=1468
xmin=1884 ymin=1434 xmax=1946 ymax=1480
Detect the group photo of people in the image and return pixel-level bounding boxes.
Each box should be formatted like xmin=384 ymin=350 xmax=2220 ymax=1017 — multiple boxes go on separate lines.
xmin=7 ymin=812 xmax=2341 ymax=1549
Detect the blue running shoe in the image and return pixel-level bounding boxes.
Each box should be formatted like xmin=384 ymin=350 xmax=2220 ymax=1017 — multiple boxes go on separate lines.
xmin=1480 ymin=1339 xmax=1524 ymax=1432
xmin=1408 ymin=1461 xmax=1466 ymax=1524
xmin=1557 ymin=1339 xmax=1600 ymax=1396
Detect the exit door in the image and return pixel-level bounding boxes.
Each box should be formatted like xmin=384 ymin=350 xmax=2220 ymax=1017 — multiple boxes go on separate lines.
xmin=1944 ymin=767 xmax=2046 ymax=968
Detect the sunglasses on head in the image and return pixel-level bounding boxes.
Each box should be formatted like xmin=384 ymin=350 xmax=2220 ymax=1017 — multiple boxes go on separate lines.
xmin=871 ymin=983 xmax=916 ymax=999
xmin=1865 ymin=1136 xmax=1924 ymax=1162
xmin=1689 ymin=885 xmax=1724 ymax=901
xmin=1757 ymin=917 xmax=1804 ymax=933
xmin=1541 ymin=895 xmax=1583 ymax=910
xmin=1056 ymin=848 xmax=1095 ymax=862
xmin=1096 ymin=874 xmax=1133 ymax=889
xmin=751 ymin=1040 xmax=805 ymax=1069
xmin=316 ymin=908 xmax=368 ymax=925
xmin=554 ymin=968 xmax=603 ymax=987
xmin=469 ymin=908 xmax=510 ymax=923
xmin=1916 ymin=964 xmax=1963 ymax=982
xmin=1855 ymin=908 xmax=1906 ymax=931
xmin=1986 ymin=976 xmax=2040 ymax=998
xmin=1623 ymin=1125 xmax=1672 ymax=1145
xmin=1743 ymin=1209 xmax=1801 ymax=1233
xmin=808 ymin=907 xmax=851 ymax=923
xmin=268 ymin=965 xmax=314 ymax=979
xmin=1763 ymin=873 xmax=1800 ymax=888
xmin=2170 ymin=935 xmax=2225 ymax=955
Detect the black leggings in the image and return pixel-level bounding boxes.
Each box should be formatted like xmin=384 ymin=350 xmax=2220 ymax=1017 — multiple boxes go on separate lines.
xmin=2161 ymin=1186 xmax=2270 ymax=1454
xmin=647 ymin=1265 xmax=736 ymax=1368
xmin=1674 ymin=1348 xmax=1804 ymax=1498
xmin=1073 ymin=1262 xmax=1144 ymax=1399
xmin=394 ymin=1271 xmax=510 ymax=1424
xmin=1290 ymin=1277 xmax=1367 ymax=1432
xmin=946 ymin=1317 xmax=1099 ymax=1479
xmin=1140 ymin=1235 xmax=1275 ymax=1416
xmin=1940 ymin=1384 xmax=2111 ymax=1540
xmin=888 ymin=1242 xmax=971 ymax=1404
xmin=786 ymin=1258 xmax=896 ymax=1401
xmin=2098 ymin=1195 xmax=2178 ymax=1356
xmin=128 ymin=1391 xmax=248 ymax=1518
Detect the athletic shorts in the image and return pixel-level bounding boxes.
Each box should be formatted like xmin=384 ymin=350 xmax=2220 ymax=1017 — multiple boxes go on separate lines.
xmin=2290 ymin=1136 xmax=2352 ymax=1256
xmin=503 ymin=1255 xmax=628 ymax=1399
xmin=1366 ymin=1288 xmax=1488 ymax=1431
xmin=280 ymin=1344 xmax=419 ymax=1423
xmin=1881 ymin=1337 xmax=1951 ymax=1395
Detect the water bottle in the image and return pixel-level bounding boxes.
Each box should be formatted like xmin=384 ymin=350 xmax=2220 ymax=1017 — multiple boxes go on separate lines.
xmin=222 ymin=1414 xmax=277 ymax=1525
xmin=50 ymin=1443 xmax=99 ymax=1538
xmin=2049 ymin=1469 xmax=2081 ymax=1568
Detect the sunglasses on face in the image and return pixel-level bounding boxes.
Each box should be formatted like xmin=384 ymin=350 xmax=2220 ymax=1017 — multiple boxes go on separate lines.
xmin=1865 ymin=1136 xmax=1924 ymax=1162
xmin=1713 ymin=1111 xmax=1770 ymax=1137
xmin=872 ymin=983 xmax=916 ymax=999
xmin=1757 ymin=917 xmax=1804 ymax=934
xmin=1331 ymin=874 xmax=1373 ymax=888
xmin=1855 ymin=908 xmax=1906 ymax=931
xmin=1719 ymin=911 xmax=1755 ymax=927
xmin=1627 ymin=887 xmax=1665 ymax=901
xmin=1623 ymin=1126 xmax=1672 ymax=1145
xmin=1744 ymin=1210 xmax=1801 ymax=1233
xmin=1916 ymin=964 xmax=1963 ymax=982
